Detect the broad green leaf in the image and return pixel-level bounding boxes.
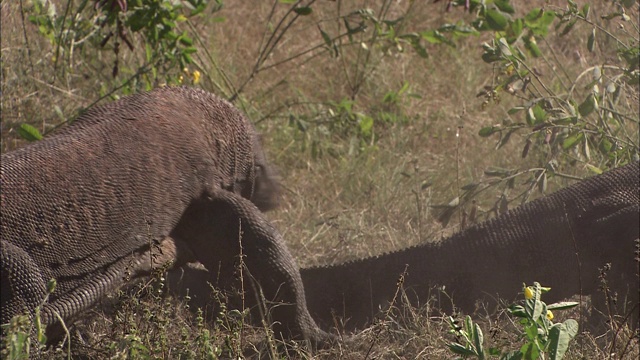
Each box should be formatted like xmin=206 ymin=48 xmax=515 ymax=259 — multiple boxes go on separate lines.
xmin=486 ymin=9 xmax=508 ymax=31
xmin=420 ymin=30 xmax=445 ymax=44
xmin=562 ymin=132 xmax=584 ymax=150
xmin=508 ymin=304 xmax=527 ymax=318
xmin=495 ymin=0 xmax=515 ymax=14
xmin=524 ymin=36 xmax=542 ymax=57
xmin=525 ymin=283 xmax=544 ymax=321
xmin=578 ymin=94 xmax=597 ymax=117
xmin=524 ymin=8 xmax=556 ymax=37
xmin=507 ymin=18 xmax=524 ymax=41
xmin=293 ymin=7 xmax=312 ymax=15
xmin=547 ymin=302 xmax=579 ymax=311
xmin=18 ymin=123 xmax=43 ymax=141
xmin=448 ymin=343 xmax=476 ymax=356
xmin=473 ymin=322 xmax=485 ymax=358
xmin=520 ymin=341 xmax=540 ymax=360
xmin=479 ymin=126 xmax=500 ymax=137
xmin=498 ymin=37 xmax=512 ymax=56
xmin=548 ymin=320 xmax=579 ymax=360
xmin=526 ymin=104 xmax=547 ymax=125
xmin=179 ymin=35 xmax=193 ymax=46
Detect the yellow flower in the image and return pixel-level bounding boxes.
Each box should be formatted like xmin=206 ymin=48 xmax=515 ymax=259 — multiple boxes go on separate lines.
xmin=524 ymin=286 xmax=534 ymax=300
xmin=178 ymin=75 xmax=184 ymax=84
xmin=192 ymin=70 xmax=201 ymax=84
xmin=546 ymin=310 xmax=554 ymax=320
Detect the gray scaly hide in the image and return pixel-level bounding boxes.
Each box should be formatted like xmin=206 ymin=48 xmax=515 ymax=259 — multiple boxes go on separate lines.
xmin=167 ymin=162 xmax=639 ymax=332
xmin=301 ymin=161 xmax=639 ymax=330
xmin=0 ymin=86 xmax=329 ymax=345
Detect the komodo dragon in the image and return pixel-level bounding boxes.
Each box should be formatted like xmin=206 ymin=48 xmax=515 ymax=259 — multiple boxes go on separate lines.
xmin=0 ymin=86 xmax=330 ymax=346
xmin=166 ymin=162 xmax=639 ymax=331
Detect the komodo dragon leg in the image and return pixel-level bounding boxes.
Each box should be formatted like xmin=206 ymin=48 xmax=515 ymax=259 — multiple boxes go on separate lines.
xmin=1 ymin=242 xmax=49 ymax=327
xmin=168 ymin=190 xmax=334 ymax=347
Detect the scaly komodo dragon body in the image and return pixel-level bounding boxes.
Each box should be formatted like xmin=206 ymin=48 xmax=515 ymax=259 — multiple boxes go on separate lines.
xmin=0 ymin=86 xmax=329 ymax=345
xmin=166 ymin=162 xmax=639 ymax=331
xmin=301 ymin=161 xmax=639 ymax=330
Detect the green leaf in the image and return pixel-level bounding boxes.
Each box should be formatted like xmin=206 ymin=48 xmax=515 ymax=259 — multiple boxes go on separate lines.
xmin=587 ymin=28 xmax=595 ymax=52
xmin=448 ymin=343 xmax=476 ymax=356
xmin=585 ymin=164 xmax=603 ymax=174
xmin=293 ymin=7 xmax=312 ymax=15
xmin=560 ymin=19 xmax=577 ymax=36
xmin=525 ymin=283 xmax=544 ymax=321
xmin=526 ymin=104 xmax=547 ymax=125
xmin=524 ymin=8 xmax=557 ymax=37
xmin=479 ymin=126 xmax=500 ymax=137
xmin=358 ymin=114 xmax=374 ymax=136
xmin=508 ymin=304 xmax=527 ymax=318
xmin=485 ymin=9 xmax=508 ymax=31
xmin=547 ymin=302 xmax=579 ymax=311
xmin=179 ymin=35 xmax=193 ymax=46
xmin=578 ymin=94 xmax=597 ymax=117
xmin=498 ymin=37 xmax=512 ymax=56
xmin=599 ymin=137 xmax=613 ymax=154
xmin=320 ymin=28 xmax=332 ymax=48
xmin=18 ymin=123 xmax=43 ymax=141
xmin=524 ymin=36 xmax=542 ymax=57
xmin=508 ymin=106 xmax=525 ymax=114
xmin=472 ymin=322 xmax=485 ymax=358
xmin=562 ymin=132 xmax=584 ymax=150
xmin=548 ymin=320 xmax=579 ymax=360
xmin=494 ymin=0 xmax=515 ymax=14
xmin=506 ymin=18 xmax=524 ymax=42
xmin=484 ymin=167 xmax=512 ymax=177
xmin=520 ymin=341 xmax=540 ymax=360
xmin=420 ymin=30 xmax=445 ymax=44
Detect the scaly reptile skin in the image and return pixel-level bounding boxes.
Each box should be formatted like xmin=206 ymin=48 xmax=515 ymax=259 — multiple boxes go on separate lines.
xmin=0 ymin=86 xmax=330 ymax=346
xmin=165 ymin=162 xmax=639 ymax=331
xmin=301 ymin=161 xmax=639 ymax=330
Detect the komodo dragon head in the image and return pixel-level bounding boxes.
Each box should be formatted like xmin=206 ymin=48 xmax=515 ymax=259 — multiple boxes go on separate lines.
xmin=237 ymin=133 xmax=280 ymax=212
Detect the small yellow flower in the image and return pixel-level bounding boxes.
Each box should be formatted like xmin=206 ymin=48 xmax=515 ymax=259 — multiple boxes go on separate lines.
xmin=183 ymin=67 xmax=190 ymax=75
xmin=505 ymin=64 xmax=514 ymax=75
xmin=192 ymin=70 xmax=201 ymax=84
xmin=178 ymin=75 xmax=184 ymax=84
xmin=524 ymin=286 xmax=534 ymax=300
xmin=546 ymin=310 xmax=554 ymax=320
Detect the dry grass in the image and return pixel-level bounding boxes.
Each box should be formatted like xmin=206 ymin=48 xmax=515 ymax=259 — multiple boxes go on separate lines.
xmin=1 ymin=0 xmax=638 ymax=358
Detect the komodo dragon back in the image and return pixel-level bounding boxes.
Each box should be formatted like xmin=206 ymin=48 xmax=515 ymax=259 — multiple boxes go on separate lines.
xmin=0 ymin=86 xmax=328 ymax=346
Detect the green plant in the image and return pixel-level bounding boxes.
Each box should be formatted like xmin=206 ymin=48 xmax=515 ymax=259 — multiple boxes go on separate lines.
xmin=1 ymin=279 xmax=59 ymax=359
xmin=448 ymin=282 xmax=579 ymax=360
xmin=430 ymin=0 xmax=639 ymax=226
xmin=26 ymin=0 xmax=211 ymax=91
xmin=467 ymin=0 xmax=638 ymax=171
